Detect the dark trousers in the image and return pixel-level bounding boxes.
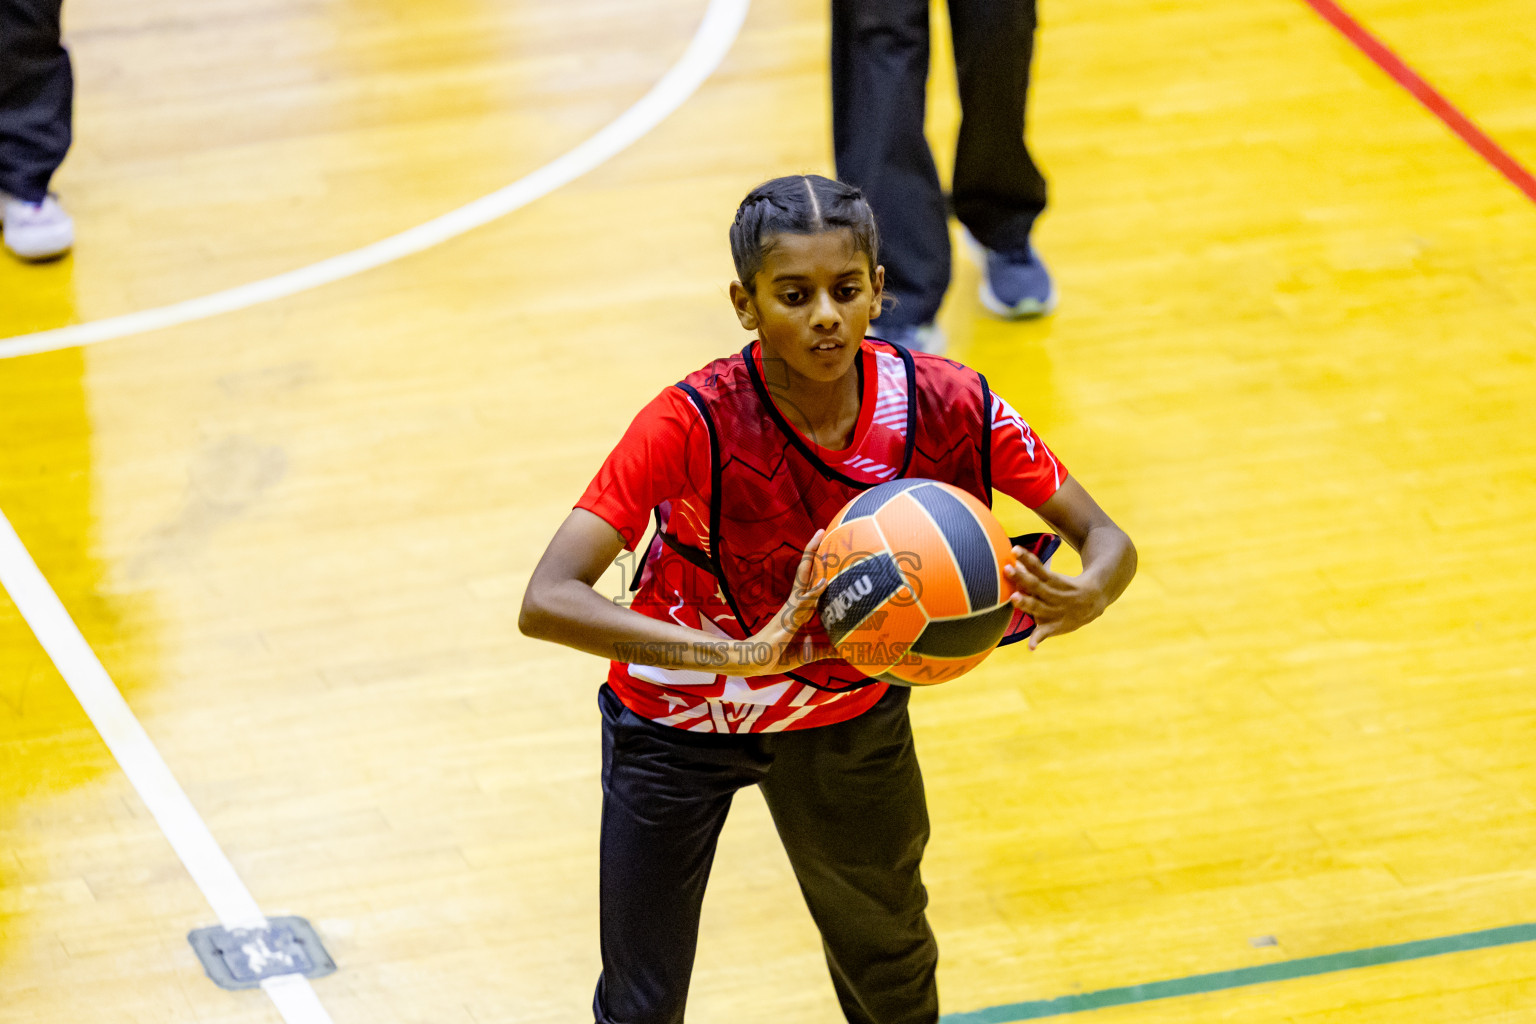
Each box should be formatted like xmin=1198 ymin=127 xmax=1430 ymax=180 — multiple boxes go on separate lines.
xmin=832 ymin=0 xmax=1048 ymax=327
xmin=0 ymin=0 xmax=72 ymax=203
xmin=594 ymin=684 xmax=939 ymax=1024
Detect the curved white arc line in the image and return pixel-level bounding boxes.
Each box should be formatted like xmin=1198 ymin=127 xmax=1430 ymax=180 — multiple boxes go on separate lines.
xmin=0 ymin=0 xmax=751 ymax=361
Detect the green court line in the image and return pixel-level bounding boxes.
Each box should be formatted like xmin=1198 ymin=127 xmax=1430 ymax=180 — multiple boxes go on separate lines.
xmin=941 ymin=922 xmax=1536 ymax=1023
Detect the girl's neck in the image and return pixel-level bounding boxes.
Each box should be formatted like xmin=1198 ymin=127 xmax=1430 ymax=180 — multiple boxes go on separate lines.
xmin=768 ymin=349 xmax=864 ymax=452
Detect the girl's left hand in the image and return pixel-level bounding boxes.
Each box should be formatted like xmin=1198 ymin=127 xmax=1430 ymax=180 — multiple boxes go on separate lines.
xmin=1005 ymin=546 xmax=1108 ymax=650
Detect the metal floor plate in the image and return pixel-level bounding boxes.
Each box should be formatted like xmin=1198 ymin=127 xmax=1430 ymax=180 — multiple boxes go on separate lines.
xmin=188 ymin=916 xmax=337 ymax=990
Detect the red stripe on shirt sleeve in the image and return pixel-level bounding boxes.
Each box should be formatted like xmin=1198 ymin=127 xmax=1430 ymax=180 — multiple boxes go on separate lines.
xmin=989 ymin=392 xmax=1066 ymax=509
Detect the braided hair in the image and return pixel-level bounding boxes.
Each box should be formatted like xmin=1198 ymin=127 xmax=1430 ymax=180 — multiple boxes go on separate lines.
xmin=729 ymin=175 xmax=880 ymax=291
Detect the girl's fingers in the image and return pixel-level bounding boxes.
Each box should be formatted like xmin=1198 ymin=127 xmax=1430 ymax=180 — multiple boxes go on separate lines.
xmin=1016 ymin=549 xmax=1067 ymax=586
xmin=1011 ymin=574 xmax=1069 ymax=607
xmin=796 ymin=529 xmax=829 ymax=590
xmin=1027 ymin=619 xmax=1058 ymax=650
xmin=778 ymin=530 xmax=829 ymax=632
xmin=1010 ymin=591 xmax=1048 ymax=616
xmin=1005 ymin=562 xmax=1060 ymax=592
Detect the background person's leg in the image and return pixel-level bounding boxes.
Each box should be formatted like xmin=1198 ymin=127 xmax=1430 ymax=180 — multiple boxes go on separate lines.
xmin=947 ymin=0 xmax=1046 ymax=251
xmin=0 ymin=0 xmax=73 ymax=203
xmin=759 ymin=688 xmax=939 ymax=1024
xmin=831 ymin=0 xmax=950 ymax=330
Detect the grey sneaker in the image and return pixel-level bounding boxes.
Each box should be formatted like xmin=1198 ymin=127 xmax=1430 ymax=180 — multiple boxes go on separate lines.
xmin=964 ymin=228 xmax=1056 ymax=319
xmin=2 ymin=194 xmax=74 ymax=261
xmin=867 ymin=321 xmax=946 ymax=354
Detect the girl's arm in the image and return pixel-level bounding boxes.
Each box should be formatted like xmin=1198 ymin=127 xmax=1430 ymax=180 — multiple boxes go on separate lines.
xmin=519 ymin=509 xmax=827 ymax=675
xmin=1007 ymin=477 xmax=1137 ymax=649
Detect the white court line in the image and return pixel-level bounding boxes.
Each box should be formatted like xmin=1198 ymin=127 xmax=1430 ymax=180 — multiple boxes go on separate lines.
xmin=0 ymin=511 xmax=331 ymax=1023
xmin=0 ymin=4 xmax=748 ymax=1021
xmin=0 ymin=0 xmax=751 ymax=362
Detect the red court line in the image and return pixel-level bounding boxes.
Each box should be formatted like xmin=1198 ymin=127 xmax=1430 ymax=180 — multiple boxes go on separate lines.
xmin=1299 ymin=0 xmax=1536 ymax=205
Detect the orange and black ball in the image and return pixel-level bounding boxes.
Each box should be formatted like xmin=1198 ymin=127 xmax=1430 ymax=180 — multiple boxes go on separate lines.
xmin=815 ymin=478 xmax=1018 ymax=686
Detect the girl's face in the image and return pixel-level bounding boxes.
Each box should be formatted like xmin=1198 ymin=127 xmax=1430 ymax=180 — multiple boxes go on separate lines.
xmin=730 ymin=229 xmax=884 ymax=385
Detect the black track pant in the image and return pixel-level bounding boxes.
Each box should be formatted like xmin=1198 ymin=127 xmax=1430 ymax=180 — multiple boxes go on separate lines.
xmin=0 ymin=0 xmax=72 ymax=203
xmin=832 ymin=0 xmax=1047 ymax=327
xmin=593 ymin=684 xmax=938 ymax=1024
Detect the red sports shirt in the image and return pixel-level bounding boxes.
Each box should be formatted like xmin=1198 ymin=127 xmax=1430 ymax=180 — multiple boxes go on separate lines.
xmin=577 ymin=341 xmax=1066 ymax=733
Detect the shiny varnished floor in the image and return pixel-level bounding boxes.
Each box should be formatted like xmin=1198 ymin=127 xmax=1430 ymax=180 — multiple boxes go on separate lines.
xmin=2 ymin=0 xmax=1534 ymax=1021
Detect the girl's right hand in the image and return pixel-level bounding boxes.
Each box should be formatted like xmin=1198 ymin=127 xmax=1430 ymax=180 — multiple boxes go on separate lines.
xmin=733 ymin=530 xmax=836 ymax=674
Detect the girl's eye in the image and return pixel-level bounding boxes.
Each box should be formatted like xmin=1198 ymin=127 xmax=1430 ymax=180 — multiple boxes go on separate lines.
xmin=837 ymin=286 xmax=861 ymax=300
xmin=781 ymin=291 xmax=804 ymax=304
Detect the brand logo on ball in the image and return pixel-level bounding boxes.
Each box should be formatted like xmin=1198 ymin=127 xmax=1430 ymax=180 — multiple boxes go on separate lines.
xmin=822 ymin=576 xmax=873 ymax=627
xmin=817 ymin=554 xmax=907 ymax=645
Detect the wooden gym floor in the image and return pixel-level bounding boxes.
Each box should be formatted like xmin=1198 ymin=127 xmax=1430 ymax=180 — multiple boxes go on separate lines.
xmin=2 ymin=0 xmax=1534 ymax=1021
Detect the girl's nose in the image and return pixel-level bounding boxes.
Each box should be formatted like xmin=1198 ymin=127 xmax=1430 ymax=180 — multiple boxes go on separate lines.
xmin=812 ymin=290 xmax=840 ymax=328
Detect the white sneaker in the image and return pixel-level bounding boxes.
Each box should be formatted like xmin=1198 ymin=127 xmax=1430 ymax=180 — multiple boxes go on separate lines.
xmin=2 ymin=194 xmax=75 ymax=261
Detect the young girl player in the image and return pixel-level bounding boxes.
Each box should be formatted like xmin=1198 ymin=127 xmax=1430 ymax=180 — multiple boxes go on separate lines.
xmin=519 ymin=175 xmax=1136 ymax=1024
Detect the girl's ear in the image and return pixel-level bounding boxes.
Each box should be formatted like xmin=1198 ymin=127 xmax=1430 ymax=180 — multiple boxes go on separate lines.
xmin=729 ymin=280 xmax=759 ymax=330
xmin=868 ymin=264 xmax=885 ymax=320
